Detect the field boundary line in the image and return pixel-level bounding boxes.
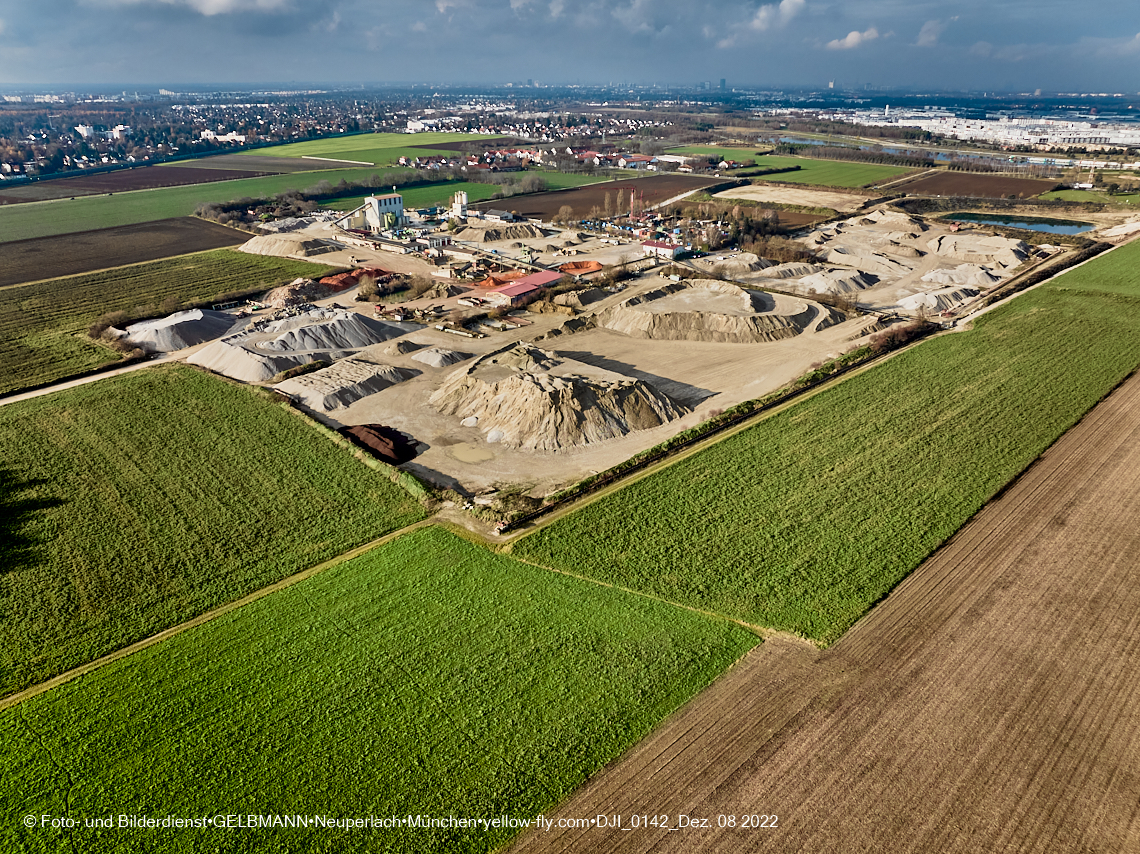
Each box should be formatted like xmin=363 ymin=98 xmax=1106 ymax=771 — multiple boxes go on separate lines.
xmin=504 ymin=552 xmax=803 ymax=646
xmin=0 ymin=518 xmax=434 ymax=712
xmin=0 ymin=237 xmax=252 ymax=293
xmin=498 ymin=341 xmax=917 ymax=542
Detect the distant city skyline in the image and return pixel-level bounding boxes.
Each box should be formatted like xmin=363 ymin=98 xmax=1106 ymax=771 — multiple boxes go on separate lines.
xmin=0 ymin=1 xmax=1137 ymax=92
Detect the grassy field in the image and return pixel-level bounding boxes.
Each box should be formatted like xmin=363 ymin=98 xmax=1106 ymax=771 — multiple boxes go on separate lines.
xmin=0 ymin=249 xmax=335 ymax=395
xmin=239 ymin=131 xmax=491 ymax=166
xmin=665 ymin=148 xmax=910 ymax=187
xmin=1039 ymin=189 xmax=1108 ymax=202
xmin=322 ymin=180 xmax=503 ymax=211
xmin=0 ymin=366 xmax=426 ymax=695
xmin=0 ymin=526 xmax=756 ymax=853
xmin=321 ymin=173 xmax=610 ymax=212
xmin=513 ymin=239 xmax=1140 ymax=644
xmin=0 ymin=167 xmax=408 ymax=244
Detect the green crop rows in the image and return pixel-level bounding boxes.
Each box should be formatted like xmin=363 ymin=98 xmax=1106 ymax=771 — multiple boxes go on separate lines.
xmin=239 ymin=131 xmax=492 ymax=165
xmin=514 ymin=239 xmax=1140 ymax=644
xmin=0 ymin=168 xmax=407 ymax=244
xmin=0 ymin=249 xmax=335 ymax=395
xmin=0 ymin=366 xmax=426 ymax=695
xmin=664 ymin=148 xmax=909 ymax=188
xmin=1 ymin=526 xmax=755 ymax=853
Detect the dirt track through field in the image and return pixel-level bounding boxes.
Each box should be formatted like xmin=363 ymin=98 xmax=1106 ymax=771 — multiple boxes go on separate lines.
xmin=508 ymin=370 xmax=1140 ymax=854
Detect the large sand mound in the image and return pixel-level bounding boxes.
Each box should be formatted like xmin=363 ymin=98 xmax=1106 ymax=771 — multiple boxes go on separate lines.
xmin=921 ymin=264 xmax=1002 ymax=287
xmin=692 ymin=253 xmax=774 ymax=276
xmin=926 ymin=234 xmax=1029 ymax=269
xmin=796 ymin=269 xmax=875 ymax=295
xmin=411 ymin=348 xmax=470 ymax=368
xmin=899 ymin=286 xmax=980 ymax=313
xmin=455 ymin=223 xmax=548 ymax=242
xmin=273 ymin=355 xmax=417 ymax=412
xmin=598 ymin=280 xmax=841 ymax=343
xmin=188 ymin=338 xmax=349 ymax=383
xmin=252 ymin=308 xmax=405 ymax=352
xmin=239 ymin=233 xmax=334 ymax=258
xmin=384 ymin=339 xmax=423 ymax=356
xmin=275 ymin=357 xmax=417 ymax=412
xmin=125 ymin=309 xmax=237 ymax=352
xmin=756 ymin=262 xmax=824 ymax=279
xmin=429 ymin=344 xmax=688 ymax=451
xmin=187 ymin=308 xmax=405 ymax=383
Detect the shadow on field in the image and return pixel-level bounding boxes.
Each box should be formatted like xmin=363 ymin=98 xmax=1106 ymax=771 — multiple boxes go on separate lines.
xmin=0 ymin=467 xmax=62 ymax=572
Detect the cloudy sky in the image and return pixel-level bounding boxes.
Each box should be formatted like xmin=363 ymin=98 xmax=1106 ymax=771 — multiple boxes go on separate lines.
xmin=0 ymin=0 xmax=1137 ymax=91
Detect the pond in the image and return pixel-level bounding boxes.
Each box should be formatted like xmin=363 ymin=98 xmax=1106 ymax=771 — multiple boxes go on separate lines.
xmin=947 ymin=212 xmax=1095 ymax=235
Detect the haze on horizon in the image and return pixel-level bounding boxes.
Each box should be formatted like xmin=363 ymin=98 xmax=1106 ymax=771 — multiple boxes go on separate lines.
xmin=0 ymin=0 xmax=1137 ymax=93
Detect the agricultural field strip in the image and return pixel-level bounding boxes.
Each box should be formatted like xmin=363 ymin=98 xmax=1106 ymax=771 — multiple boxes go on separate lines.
xmin=0 ymin=366 xmax=426 ymax=694
xmin=508 ymin=364 xmax=1140 ymax=854
xmin=513 ymin=236 xmax=1140 ymax=643
xmin=0 ymin=166 xmax=412 ymax=244
xmin=1 ymin=527 xmax=757 ymax=854
xmin=0 ymin=249 xmax=335 ymax=396
xmin=0 ymin=518 xmax=434 ymax=711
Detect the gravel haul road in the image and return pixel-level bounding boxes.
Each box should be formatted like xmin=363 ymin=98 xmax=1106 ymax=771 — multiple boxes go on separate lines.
xmin=509 ymin=369 xmax=1140 ymax=854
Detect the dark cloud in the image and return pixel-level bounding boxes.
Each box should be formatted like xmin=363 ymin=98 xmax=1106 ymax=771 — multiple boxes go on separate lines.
xmin=0 ymin=0 xmax=1137 ymax=90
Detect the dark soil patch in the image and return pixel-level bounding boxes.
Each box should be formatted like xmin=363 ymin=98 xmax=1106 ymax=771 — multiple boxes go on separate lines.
xmin=0 ymin=167 xmax=273 ymax=204
xmin=340 ymin=424 xmax=419 ymax=465
xmin=472 ymin=175 xmax=723 ymax=220
xmin=0 ymin=218 xmax=245 ymax=287
xmin=899 ymin=172 xmax=1059 ymax=199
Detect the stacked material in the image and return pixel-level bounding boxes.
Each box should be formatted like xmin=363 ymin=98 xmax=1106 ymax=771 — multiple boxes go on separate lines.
xmin=124 ymin=309 xmax=237 ymax=352
xmin=411 ymin=348 xmax=470 ymax=368
xmin=899 ymin=286 xmax=980 ymax=313
xmin=340 ymin=425 xmax=419 ymax=464
xmin=188 ymin=308 xmax=406 ymax=383
xmin=238 ymin=233 xmax=333 ymax=257
xmin=430 ymin=344 xmax=688 ymax=451
xmin=275 ymin=357 xmax=417 ymax=412
xmin=795 ymin=269 xmax=875 ymax=295
xmin=454 ymin=223 xmax=547 ymax=242
xmin=255 ymin=309 xmax=404 ymax=352
xmin=599 ymin=280 xmax=839 ymax=343
xmin=921 ymin=264 xmax=1002 ymax=287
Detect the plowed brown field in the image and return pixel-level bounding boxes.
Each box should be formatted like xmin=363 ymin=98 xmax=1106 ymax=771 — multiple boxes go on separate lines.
xmin=509 ymin=370 xmax=1140 ymax=854
xmin=472 ymin=175 xmax=722 ymax=220
xmin=0 ymin=166 xmax=272 ymax=204
xmin=0 ymin=217 xmax=244 ymax=287
xmin=898 ymin=171 xmax=1058 ymax=199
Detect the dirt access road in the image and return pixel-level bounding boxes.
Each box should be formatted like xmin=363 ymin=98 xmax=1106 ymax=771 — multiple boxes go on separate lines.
xmin=509 ymin=369 xmax=1140 ymax=854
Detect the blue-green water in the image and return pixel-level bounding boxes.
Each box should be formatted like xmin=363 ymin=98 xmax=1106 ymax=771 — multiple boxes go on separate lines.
xmin=948 ymin=212 xmax=1094 ymax=235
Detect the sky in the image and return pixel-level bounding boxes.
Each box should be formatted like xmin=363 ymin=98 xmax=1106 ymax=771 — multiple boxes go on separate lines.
xmin=0 ymin=0 xmax=1137 ymax=92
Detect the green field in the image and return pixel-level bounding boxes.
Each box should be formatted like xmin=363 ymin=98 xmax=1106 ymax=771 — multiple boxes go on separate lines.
xmin=1 ymin=526 xmax=756 ymax=853
xmin=0 ymin=168 xmax=407 ymax=244
xmin=239 ymin=131 xmax=492 ymax=166
xmin=322 ymin=180 xmax=503 ymax=212
xmin=0 ymin=249 xmax=335 ymax=395
xmin=514 ymin=240 xmax=1140 ymax=644
xmin=667 ymin=148 xmax=910 ymax=188
xmin=322 ymin=173 xmax=609 ymax=212
xmin=0 ymin=366 xmax=426 ymax=695
xmin=1039 ymin=189 xmax=1108 ymax=202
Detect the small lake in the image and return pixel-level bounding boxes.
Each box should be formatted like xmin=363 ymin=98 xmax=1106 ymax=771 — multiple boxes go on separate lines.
xmin=948 ymin=212 xmax=1095 ymax=235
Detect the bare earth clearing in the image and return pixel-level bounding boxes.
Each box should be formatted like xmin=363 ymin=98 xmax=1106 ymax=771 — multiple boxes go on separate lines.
xmin=0 ymin=166 xmax=273 ymax=204
xmin=895 ymin=171 xmax=1059 ymax=199
xmin=714 ymin=183 xmax=869 ymax=213
xmin=508 ymin=368 xmax=1140 ymax=854
xmin=0 ymin=218 xmax=245 ymax=287
xmin=471 ymin=175 xmax=723 ymax=220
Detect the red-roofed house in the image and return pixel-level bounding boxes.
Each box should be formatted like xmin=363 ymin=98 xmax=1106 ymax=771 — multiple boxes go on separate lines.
xmin=642 ymin=240 xmax=681 ymax=260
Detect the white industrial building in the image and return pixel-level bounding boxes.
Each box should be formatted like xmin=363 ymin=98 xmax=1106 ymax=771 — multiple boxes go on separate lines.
xmin=335 ymin=194 xmax=406 ymax=232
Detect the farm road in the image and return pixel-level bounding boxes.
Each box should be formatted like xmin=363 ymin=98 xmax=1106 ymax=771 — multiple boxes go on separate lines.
xmin=507 ymin=368 xmax=1140 ymax=854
